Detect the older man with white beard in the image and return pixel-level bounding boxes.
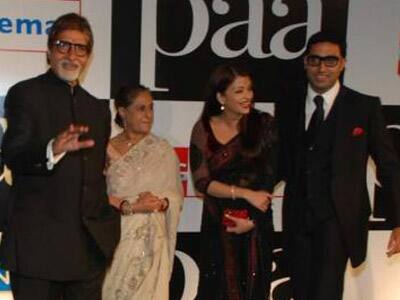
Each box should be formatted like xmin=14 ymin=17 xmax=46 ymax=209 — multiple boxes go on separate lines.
xmin=0 ymin=13 xmax=120 ymax=300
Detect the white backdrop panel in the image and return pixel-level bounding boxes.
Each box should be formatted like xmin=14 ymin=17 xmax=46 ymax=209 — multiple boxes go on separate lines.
xmin=345 ymin=0 xmax=400 ymax=104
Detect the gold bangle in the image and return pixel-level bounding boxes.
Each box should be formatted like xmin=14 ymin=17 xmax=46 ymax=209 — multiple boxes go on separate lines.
xmin=163 ymin=197 xmax=170 ymax=211
xmin=230 ymin=185 xmax=236 ymax=200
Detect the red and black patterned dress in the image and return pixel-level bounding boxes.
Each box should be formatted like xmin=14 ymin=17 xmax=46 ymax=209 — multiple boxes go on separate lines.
xmin=190 ymin=110 xmax=278 ymax=300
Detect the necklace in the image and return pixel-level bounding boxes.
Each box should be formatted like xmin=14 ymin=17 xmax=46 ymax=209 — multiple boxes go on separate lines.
xmin=122 ymin=132 xmax=136 ymax=147
xmin=122 ymin=132 xmax=145 ymax=147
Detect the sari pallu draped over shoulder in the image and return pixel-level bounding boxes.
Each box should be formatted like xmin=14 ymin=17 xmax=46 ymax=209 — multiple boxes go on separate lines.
xmin=190 ymin=111 xmax=278 ymax=300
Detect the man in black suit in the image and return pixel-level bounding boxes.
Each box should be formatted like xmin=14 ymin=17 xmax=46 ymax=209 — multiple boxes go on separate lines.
xmin=0 ymin=13 xmax=120 ymax=300
xmin=276 ymin=31 xmax=400 ymax=300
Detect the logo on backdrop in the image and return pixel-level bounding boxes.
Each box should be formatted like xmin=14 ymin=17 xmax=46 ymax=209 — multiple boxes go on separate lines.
xmin=0 ymin=0 xmax=81 ymax=52
xmin=174 ymin=147 xmax=190 ymax=197
xmin=111 ymin=0 xmax=350 ymax=101
xmin=174 ymin=146 xmax=199 ymax=199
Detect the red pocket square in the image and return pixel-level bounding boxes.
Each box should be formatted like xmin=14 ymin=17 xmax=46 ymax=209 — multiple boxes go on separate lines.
xmin=352 ymin=127 xmax=364 ymax=136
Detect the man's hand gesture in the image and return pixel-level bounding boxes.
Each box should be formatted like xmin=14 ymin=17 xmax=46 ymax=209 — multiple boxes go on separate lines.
xmin=52 ymin=124 xmax=95 ymax=155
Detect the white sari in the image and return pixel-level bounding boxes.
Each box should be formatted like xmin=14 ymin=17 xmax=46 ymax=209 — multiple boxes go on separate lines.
xmin=102 ymin=134 xmax=183 ymax=300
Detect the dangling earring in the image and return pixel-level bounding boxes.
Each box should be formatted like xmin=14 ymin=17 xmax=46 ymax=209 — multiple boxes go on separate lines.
xmin=122 ymin=118 xmax=127 ymax=130
xmin=220 ymin=104 xmax=225 ymax=111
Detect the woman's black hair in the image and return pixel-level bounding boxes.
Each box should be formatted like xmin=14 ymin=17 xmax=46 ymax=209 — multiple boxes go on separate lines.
xmin=114 ymin=85 xmax=150 ymax=128
xmin=201 ymin=62 xmax=265 ymax=157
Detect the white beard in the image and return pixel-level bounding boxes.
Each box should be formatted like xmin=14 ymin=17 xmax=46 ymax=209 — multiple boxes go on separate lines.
xmin=55 ymin=59 xmax=82 ymax=83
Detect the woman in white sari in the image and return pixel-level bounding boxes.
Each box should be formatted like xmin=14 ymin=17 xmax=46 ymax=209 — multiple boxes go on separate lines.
xmin=102 ymin=85 xmax=183 ymax=300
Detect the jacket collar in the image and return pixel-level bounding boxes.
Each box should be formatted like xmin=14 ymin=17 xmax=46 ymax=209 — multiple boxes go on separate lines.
xmin=44 ymin=69 xmax=82 ymax=92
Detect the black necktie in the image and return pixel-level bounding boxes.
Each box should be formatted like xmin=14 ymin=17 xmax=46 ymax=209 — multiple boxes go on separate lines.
xmin=307 ymin=95 xmax=324 ymax=147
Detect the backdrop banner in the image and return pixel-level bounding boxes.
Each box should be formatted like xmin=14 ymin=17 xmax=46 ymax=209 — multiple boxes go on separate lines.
xmin=0 ymin=0 xmax=399 ymax=299
xmin=111 ymin=0 xmax=349 ymax=101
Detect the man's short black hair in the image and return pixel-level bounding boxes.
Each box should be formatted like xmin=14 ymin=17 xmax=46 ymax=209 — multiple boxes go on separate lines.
xmin=305 ymin=31 xmax=347 ymax=58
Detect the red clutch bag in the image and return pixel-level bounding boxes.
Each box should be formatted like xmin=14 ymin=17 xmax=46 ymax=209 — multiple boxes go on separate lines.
xmin=222 ymin=209 xmax=249 ymax=227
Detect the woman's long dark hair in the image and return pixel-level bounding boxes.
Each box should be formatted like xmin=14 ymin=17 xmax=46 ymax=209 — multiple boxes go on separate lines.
xmin=114 ymin=84 xmax=150 ymax=128
xmin=201 ymin=62 xmax=265 ymax=157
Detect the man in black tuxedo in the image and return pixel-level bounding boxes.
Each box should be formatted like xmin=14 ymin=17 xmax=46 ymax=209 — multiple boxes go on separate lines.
xmin=276 ymin=31 xmax=400 ymax=300
xmin=0 ymin=13 xmax=120 ymax=300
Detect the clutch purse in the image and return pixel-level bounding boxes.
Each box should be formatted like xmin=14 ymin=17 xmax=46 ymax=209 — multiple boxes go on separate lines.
xmin=222 ymin=209 xmax=249 ymax=227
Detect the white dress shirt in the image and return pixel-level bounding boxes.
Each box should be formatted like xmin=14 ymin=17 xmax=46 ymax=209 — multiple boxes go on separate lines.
xmin=305 ymin=80 xmax=340 ymax=129
xmin=46 ymin=139 xmax=66 ymax=170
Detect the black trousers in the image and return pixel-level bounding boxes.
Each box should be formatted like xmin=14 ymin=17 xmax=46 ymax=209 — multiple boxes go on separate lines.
xmin=10 ymin=270 xmax=105 ymax=300
xmin=288 ymin=216 xmax=348 ymax=300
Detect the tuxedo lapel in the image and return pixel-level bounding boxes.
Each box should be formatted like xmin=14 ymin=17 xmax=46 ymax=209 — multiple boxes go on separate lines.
xmin=292 ymin=87 xmax=307 ymax=172
xmin=295 ymin=87 xmax=307 ymax=144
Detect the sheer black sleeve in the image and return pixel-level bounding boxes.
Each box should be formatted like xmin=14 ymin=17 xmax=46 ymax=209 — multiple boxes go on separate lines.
xmin=189 ymin=120 xmax=212 ymax=194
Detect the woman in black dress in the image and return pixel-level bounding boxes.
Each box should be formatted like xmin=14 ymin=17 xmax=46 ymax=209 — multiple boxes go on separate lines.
xmin=190 ymin=62 xmax=278 ymax=300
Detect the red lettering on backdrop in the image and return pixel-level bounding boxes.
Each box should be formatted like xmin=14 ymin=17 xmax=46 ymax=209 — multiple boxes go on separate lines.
xmin=174 ymin=147 xmax=189 ymax=197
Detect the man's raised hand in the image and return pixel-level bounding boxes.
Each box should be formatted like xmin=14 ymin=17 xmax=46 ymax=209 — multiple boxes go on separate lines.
xmin=52 ymin=124 xmax=95 ymax=155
